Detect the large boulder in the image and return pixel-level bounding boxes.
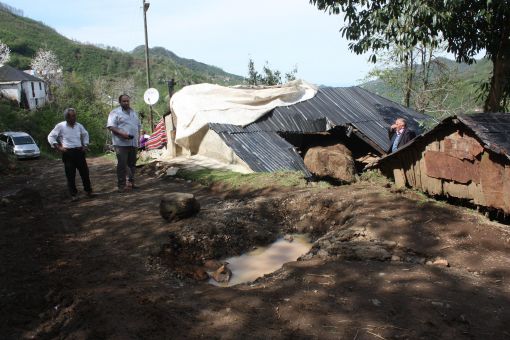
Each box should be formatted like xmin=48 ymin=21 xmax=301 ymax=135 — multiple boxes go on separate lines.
xmin=304 ymin=144 xmax=356 ymax=182
xmin=160 ymin=193 xmax=200 ymax=222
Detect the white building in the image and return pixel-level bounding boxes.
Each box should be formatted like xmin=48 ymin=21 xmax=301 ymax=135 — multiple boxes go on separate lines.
xmin=0 ymin=64 xmax=48 ymax=110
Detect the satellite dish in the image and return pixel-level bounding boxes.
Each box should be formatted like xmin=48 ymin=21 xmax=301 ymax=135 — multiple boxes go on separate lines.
xmin=143 ymin=88 xmax=159 ymax=105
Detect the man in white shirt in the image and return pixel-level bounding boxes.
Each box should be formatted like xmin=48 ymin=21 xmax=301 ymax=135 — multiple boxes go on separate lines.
xmin=107 ymin=94 xmax=141 ymax=192
xmin=48 ymin=108 xmax=93 ymax=201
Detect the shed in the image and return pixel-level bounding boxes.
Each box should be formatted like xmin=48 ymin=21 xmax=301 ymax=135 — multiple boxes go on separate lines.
xmin=377 ymin=113 xmax=510 ymax=214
xmin=0 ymin=64 xmax=48 ymax=110
xmin=167 ymin=84 xmax=435 ymax=176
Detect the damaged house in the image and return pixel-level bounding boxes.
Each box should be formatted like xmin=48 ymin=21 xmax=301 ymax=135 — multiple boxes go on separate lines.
xmin=166 ymin=80 xmax=435 ymax=180
xmin=377 ymin=113 xmax=510 ymax=214
xmin=0 ymin=64 xmax=48 ymax=110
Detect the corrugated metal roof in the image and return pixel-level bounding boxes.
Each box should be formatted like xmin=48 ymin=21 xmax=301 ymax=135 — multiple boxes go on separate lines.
xmin=213 ymin=86 xmax=434 ymax=153
xmin=458 ymin=113 xmax=510 ymax=158
xmin=0 ymin=64 xmax=43 ymax=82
xmin=212 ymin=127 xmax=312 ymax=176
xmin=209 ymin=86 xmax=436 ymax=174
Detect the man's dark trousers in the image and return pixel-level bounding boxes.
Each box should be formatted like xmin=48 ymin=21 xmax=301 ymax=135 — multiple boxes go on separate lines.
xmin=62 ymin=148 xmax=92 ymax=196
xmin=114 ymin=146 xmax=137 ymax=189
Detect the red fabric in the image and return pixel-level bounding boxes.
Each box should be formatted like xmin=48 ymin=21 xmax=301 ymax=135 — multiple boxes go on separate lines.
xmin=146 ymin=119 xmax=167 ymax=150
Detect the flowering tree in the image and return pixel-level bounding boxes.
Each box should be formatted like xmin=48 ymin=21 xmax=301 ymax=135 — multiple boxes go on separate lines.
xmin=30 ymin=49 xmax=63 ymax=97
xmin=0 ymin=40 xmax=10 ymax=65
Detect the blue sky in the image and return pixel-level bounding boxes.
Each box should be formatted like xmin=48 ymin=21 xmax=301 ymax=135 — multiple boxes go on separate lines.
xmin=3 ymin=0 xmax=373 ymax=86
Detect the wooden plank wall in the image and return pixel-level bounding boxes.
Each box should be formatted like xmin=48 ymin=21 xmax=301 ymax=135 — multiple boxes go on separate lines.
xmin=388 ymin=126 xmax=510 ymax=213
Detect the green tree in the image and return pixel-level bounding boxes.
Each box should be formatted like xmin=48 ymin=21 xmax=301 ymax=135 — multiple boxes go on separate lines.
xmin=366 ymin=43 xmax=465 ymax=118
xmin=309 ymin=0 xmax=510 ymax=112
xmin=246 ymin=59 xmax=298 ymax=85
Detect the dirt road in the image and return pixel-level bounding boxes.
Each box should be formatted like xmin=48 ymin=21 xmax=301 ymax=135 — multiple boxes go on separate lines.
xmin=1 ymin=157 xmax=509 ymax=339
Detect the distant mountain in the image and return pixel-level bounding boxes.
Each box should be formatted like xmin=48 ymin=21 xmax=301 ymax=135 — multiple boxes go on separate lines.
xmin=0 ymin=3 xmax=243 ymax=88
xmin=130 ymin=45 xmax=243 ymax=88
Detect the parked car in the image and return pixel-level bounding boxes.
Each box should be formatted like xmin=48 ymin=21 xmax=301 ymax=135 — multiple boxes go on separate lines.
xmin=0 ymin=131 xmax=41 ymax=159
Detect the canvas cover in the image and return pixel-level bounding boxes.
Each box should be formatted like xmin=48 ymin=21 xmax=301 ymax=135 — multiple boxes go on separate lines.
xmin=170 ymin=79 xmax=318 ymax=149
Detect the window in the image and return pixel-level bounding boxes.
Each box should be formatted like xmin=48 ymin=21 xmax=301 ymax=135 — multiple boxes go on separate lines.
xmin=12 ymin=136 xmax=34 ymax=145
xmin=39 ymin=82 xmax=42 ymax=90
xmin=31 ymin=82 xmax=35 ymax=97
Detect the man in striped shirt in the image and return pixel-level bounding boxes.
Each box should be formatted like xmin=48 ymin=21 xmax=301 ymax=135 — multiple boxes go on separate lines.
xmin=48 ymin=108 xmax=93 ymax=202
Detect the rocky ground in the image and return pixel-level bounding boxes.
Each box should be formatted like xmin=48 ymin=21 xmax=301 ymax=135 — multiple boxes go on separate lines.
xmin=1 ymin=156 xmax=510 ymax=339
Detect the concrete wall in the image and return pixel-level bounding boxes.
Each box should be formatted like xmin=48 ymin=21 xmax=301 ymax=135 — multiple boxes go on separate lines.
xmin=0 ymin=81 xmax=47 ymax=110
xmin=0 ymin=82 xmax=21 ymax=101
xmin=21 ymin=81 xmax=47 ymax=110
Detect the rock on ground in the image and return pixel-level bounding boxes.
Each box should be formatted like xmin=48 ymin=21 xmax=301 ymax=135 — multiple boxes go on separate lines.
xmin=304 ymin=144 xmax=356 ymax=182
xmin=160 ymin=192 xmax=200 ymax=221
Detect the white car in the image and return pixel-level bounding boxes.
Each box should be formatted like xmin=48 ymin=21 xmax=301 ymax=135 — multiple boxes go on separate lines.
xmin=0 ymin=131 xmax=41 ymax=159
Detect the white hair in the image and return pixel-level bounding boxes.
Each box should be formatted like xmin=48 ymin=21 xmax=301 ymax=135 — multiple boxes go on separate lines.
xmin=63 ymin=108 xmax=76 ymax=119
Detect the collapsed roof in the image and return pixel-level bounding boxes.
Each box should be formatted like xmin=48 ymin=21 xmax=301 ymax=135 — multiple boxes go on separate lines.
xmin=208 ymin=86 xmax=435 ymax=173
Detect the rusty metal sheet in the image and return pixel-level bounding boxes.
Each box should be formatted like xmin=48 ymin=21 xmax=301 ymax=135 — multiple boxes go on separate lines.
xmin=424 ymin=150 xmax=480 ymax=184
xmin=480 ymin=152 xmax=506 ymax=211
xmin=443 ymin=133 xmax=484 ymax=161
xmin=467 ymin=181 xmax=485 ymax=206
xmin=458 ymin=113 xmax=510 ymax=159
xmin=504 ymin=166 xmax=510 ymax=213
xmin=442 ymin=181 xmax=470 ymax=199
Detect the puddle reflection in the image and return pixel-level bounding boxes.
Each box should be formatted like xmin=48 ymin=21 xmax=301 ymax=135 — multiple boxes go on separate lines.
xmin=209 ymin=234 xmax=312 ymax=287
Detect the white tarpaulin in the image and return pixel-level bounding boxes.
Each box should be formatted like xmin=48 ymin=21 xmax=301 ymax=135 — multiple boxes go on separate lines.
xmin=170 ymin=79 xmax=318 ymax=148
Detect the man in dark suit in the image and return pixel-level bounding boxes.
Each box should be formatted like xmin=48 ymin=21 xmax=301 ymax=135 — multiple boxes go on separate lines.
xmin=388 ymin=118 xmax=416 ymax=153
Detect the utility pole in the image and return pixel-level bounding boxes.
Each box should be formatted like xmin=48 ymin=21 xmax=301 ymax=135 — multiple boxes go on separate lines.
xmin=142 ymin=0 xmax=153 ymax=131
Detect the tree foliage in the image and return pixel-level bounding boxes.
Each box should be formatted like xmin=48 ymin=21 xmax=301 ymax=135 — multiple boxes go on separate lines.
xmin=246 ymin=59 xmax=298 ymax=85
xmin=310 ymin=0 xmax=510 ymax=112
xmin=366 ymin=43 xmax=467 ymax=118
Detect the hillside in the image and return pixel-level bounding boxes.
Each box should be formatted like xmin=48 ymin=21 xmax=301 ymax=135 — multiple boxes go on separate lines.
xmin=0 ymin=7 xmax=134 ymax=77
xmin=361 ymin=57 xmax=492 ymax=115
xmin=132 ymin=46 xmax=243 ymax=85
xmin=0 ymin=4 xmax=244 ymax=90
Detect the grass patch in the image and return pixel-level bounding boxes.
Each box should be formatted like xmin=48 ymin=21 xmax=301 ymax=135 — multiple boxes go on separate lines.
xmin=358 ymin=169 xmax=391 ymax=186
xmin=177 ymin=169 xmax=310 ymax=190
xmin=415 ymin=191 xmax=433 ymax=205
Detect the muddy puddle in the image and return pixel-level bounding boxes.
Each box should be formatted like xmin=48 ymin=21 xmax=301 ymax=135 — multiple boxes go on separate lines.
xmin=209 ymin=234 xmax=312 ymax=287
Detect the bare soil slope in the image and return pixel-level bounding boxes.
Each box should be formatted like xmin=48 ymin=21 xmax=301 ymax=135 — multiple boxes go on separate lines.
xmin=1 ymin=157 xmax=509 ymax=339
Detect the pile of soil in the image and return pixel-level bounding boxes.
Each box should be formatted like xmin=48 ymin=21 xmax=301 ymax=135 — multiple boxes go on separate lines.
xmin=1 ymin=157 xmax=509 ymax=339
